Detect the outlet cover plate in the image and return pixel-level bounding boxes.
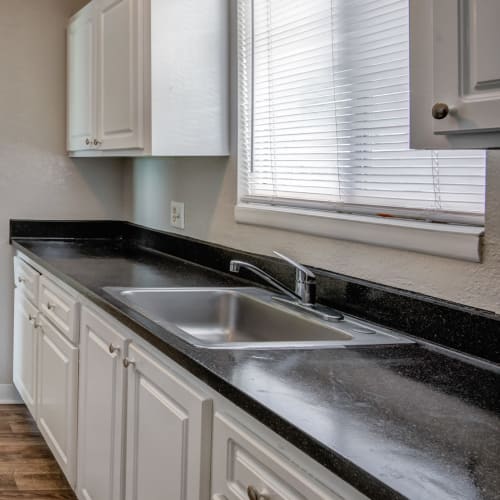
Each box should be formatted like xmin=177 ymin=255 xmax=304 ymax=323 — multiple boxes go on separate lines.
xmin=171 ymin=201 xmax=185 ymax=229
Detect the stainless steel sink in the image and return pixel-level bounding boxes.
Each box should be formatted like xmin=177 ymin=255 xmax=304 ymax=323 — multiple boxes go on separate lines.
xmin=103 ymin=287 xmax=413 ymax=349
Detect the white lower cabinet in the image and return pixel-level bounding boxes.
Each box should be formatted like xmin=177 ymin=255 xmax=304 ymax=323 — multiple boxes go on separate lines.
xmin=13 ymin=289 xmax=39 ymax=417
xmin=37 ymin=315 xmax=79 ymax=487
xmin=77 ymin=308 xmax=129 ymax=500
xmin=76 ymin=305 xmax=365 ymax=500
xmin=211 ymin=413 xmax=366 ymax=500
xmin=77 ymin=306 xmax=213 ymax=500
xmin=12 ymin=255 xmax=80 ymax=488
xmin=13 ymin=255 xmax=366 ymax=500
xmin=124 ymin=343 xmax=213 ymax=500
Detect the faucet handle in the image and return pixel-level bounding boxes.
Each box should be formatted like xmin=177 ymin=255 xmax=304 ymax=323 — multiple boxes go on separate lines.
xmin=273 ymin=251 xmax=316 ymax=280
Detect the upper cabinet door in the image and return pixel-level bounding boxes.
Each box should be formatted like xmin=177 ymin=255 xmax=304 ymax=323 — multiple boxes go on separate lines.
xmin=67 ymin=3 xmax=96 ymax=152
xmin=433 ymin=0 xmax=500 ymax=134
xmin=410 ymin=0 xmax=500 ymax=148
xmin=95 ymin=0 xmax=144 ymax=151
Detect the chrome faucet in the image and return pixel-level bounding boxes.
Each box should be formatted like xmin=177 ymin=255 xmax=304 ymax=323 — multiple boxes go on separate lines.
xmin=229 ymin=251 xmax=343 ymax=321
xmin=229 ymin=251 xmax=316 ymax=304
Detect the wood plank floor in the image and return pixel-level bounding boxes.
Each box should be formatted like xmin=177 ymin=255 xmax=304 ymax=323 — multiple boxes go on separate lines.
xmin=0 ymin=405 xmax=76 ymax=500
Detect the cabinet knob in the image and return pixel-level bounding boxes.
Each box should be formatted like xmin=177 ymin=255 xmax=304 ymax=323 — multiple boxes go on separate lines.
xmin=123 ymin=358 xmax=136 ymax=368
xmin=93 ymin=139 xmax=102 ymax=146
xmin=47 ymin=302 xmax=56 ymax=311
xmin=109 ymin=343 xmax=120 ymax=355
xmin=17 ymin=276 xmax=25 ymax=284
xmin=85 ymin=138 xmax=91 ymax=145
xmin=247 ymin=486 xmax=269 ymax=500
xmin=28 ymin=314 xmax=35 ymax=322
xmin=432 ymin=102 xmax=450 ymax=120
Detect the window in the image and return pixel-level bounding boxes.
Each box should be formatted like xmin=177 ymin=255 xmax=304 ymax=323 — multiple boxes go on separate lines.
xmin=237 ymin=0 xmax=486 ymax=233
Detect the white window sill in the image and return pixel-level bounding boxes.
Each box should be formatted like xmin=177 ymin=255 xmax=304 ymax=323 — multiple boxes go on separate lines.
xmin=235 ymin=204 xmax=484 ymax=262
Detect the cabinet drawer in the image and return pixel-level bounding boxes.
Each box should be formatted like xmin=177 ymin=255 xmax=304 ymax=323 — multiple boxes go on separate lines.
xmin=39 ymin=276 xmax=79 ymax=344
xmin=212 ymin=413 xmax=363 ymax=500
xmin=14 ymin=256 xmax=41 ymax=305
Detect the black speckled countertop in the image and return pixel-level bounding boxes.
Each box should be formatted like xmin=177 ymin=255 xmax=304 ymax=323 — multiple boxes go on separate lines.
xmin=11 ymin=238 xmax=500 ymax=500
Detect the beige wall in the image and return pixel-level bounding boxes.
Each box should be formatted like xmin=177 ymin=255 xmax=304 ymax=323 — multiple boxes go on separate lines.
xmin=124 ymin=4 xmax=500 ymax=315
xmin=0 ymin=0 xmax=125 ymax=385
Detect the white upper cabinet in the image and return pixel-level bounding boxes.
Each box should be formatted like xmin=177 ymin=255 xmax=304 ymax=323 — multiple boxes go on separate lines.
xmin=433 ymin=0 xmax=500 ymax=135
xmin=150 ymin=0 xmax=229 ymax=156
xmin=410 ymin=0 xmax=500 ymax=149
xmin=67 ymin=0 xmax=229 ymax=157
xmin=67 ymin=2 xmax=96 ymax=152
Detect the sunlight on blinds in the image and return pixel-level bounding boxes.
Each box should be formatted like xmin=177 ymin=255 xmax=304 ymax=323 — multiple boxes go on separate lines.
xmin=238 ymin=0 xmax=486 ymax=224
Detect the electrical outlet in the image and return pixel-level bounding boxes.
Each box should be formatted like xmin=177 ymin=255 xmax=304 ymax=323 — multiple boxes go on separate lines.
xmin=170 ymin=201 xmax=185 ymax=229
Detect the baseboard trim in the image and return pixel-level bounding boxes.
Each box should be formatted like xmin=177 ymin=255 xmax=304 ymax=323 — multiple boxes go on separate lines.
xmin=0 ymin=384 xmax=22 ymax=404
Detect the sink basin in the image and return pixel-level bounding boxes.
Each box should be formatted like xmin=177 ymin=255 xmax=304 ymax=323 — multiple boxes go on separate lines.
xmin=103 ymin=287 xmax=413 ymax=349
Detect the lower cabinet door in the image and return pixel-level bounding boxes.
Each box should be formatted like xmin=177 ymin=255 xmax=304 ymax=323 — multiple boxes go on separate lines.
xmin=77 ymin=307 xmax=129 ymax=500
xmin=13 ymin=289 xmax=39 ymax=417
xmin=124 ymin=343 xmax=213 ymax=500
xmin=211 ymin=413 xmax=367 ymax=500
xmin=37 ymin=316 xmax=78 ymax=487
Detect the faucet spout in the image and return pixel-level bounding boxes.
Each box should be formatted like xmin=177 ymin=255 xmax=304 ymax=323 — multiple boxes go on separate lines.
xmin=229 ymin=260 xmax=300 ymax=302
xmin=229 ymin=251 xmax=317 ymax=305
xmin=229 ymin=253 xmax=344 ymax=323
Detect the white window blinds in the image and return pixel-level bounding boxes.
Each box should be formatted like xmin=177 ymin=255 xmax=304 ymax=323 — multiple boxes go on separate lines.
xmin=238 ymin=0 xmax=486 ymax=225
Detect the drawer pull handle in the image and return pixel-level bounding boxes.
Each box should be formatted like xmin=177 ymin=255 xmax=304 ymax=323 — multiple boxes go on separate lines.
xmin=247 ymin=486 xmax=268 ymax=500
xmin=248 ymin=487 xmax=259 ymax=500
xmin=109 ymin=344 xmax=120 ymax=355
xmin=47 ymin=302 xmax=56 ymax=311
xmin=123 ymin=358 xmax=136 ymax=369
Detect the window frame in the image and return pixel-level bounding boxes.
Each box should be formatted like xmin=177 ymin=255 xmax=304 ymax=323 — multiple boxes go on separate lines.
xmin=235 ymin=0 xmax=485 ymax=262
